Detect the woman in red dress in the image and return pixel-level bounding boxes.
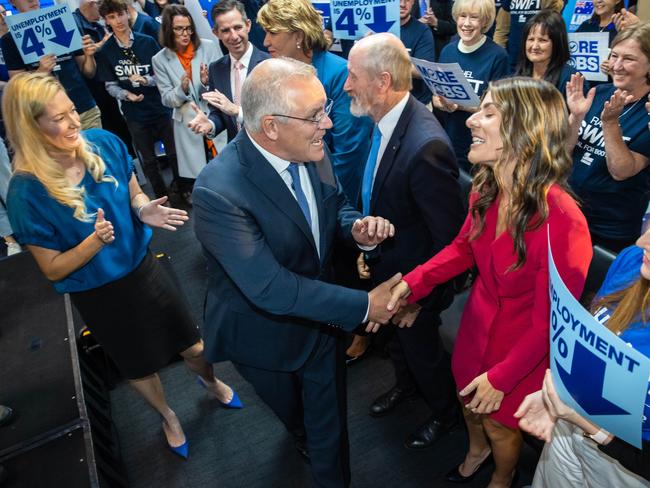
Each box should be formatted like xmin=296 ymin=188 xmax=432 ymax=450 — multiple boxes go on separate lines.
xmin=388 ymin=77 xmax=593 ymax=487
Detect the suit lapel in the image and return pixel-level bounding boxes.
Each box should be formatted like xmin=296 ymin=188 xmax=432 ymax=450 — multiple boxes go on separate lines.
xmin=240 ymin=133 xmax=319 ymax=257
xmin=218 ymin=55 xmax=234 ymax=101
xmin=189 ymin=44 xmax=203 ymax=101
xmin=370 ymin=96 xmax=414 ymax=213
xmin=306 ymin=162 xmax=326 ymax=260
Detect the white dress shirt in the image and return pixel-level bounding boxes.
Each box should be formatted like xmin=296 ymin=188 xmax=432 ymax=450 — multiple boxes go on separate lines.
xmin=248 ymin=133 xmax=321 ymax=257
xmin=231 ymin=42 xmax=253 ymax=124
xmin=371 ymin=93 xmax=410 ymax=186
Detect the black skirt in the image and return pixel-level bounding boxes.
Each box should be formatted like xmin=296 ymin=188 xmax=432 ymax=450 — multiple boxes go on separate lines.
xmin=70 ymin=252 xmax=201 ymax=379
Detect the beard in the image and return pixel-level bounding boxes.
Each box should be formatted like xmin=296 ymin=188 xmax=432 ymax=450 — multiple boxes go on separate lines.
xmin=349 ymin=97 xmax=370 ymax=117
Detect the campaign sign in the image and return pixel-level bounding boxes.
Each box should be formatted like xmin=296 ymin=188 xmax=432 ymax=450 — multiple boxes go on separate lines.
xmin=563 ymin=0 xmax=593 ymax=32
xmin=312 ymin=1 xmax=332 ymax=29
xmin=411 ymin=58 xmax=481 ymax=109
xmin=331 ymin=0 xmax=399 ymax=40
xmin=6 ymin=4 xmax=82 ymax=65
xmin=548 ymin=237 xmax=650 ymax=448
xmin=568 ymin=32 xmax=609 ymax=82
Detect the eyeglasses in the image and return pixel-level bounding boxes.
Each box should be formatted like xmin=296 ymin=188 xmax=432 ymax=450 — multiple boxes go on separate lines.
xmin=271 ymin=99 xmax=333 ymax=126
xmin=173 ymin=26 xmax=194 ymax=34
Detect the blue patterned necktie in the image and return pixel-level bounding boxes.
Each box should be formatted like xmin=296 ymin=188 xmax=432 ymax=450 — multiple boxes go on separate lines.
xmin=287 ymin=163 xmax=312 ymax=226
xmin=361 ymin=125 xmax=382 ymax=215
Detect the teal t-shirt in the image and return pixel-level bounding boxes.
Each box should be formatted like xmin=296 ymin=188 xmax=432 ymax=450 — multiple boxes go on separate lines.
xmin=7 ymin=129 xmax=152 ymax=293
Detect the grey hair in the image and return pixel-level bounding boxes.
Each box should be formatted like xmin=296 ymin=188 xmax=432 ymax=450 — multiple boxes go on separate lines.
xmin=242 ymin=57 xmax=317 ymax=132
xmin=352 ymin=33 xmax=412 ymax=91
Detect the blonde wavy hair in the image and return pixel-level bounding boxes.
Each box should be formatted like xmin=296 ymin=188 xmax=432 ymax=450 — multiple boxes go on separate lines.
xmin=257 ymin=0 xmax=328 ymax=54
xmin=3 ymin=72 xmax=116 ymax=222
xmin=470 ymin=77 xmax=572 ymax=270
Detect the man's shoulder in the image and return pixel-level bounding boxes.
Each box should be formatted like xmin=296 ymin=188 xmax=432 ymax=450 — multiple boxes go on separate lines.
xmin=195 ymin=141 xmax=247 ymax=191
xmin=402 ymin=97 xmax=446 ymax=140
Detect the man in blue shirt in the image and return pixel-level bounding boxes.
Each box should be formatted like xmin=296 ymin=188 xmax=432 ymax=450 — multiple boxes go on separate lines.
xmin=3 ymin=0 xmax=101 ymax=129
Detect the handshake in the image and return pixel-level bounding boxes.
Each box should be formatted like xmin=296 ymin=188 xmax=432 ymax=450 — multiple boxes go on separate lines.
xmin=365 ymin=273 xmax=416 ymax=333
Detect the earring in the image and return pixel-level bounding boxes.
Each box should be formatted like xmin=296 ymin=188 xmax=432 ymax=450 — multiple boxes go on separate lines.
xmin=296 ymin=43 xmax=301 ymax=49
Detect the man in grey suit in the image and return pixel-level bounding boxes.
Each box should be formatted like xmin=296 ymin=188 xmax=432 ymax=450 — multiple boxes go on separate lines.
xmin=193 ymin=57 xmax=401 ymax=488
xmin=188 ymin=0 xmax=268 ymax=141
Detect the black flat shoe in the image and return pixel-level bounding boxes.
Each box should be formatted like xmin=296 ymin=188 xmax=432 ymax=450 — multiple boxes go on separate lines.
xmin=444 ymin=453 xmax=493 ymax=483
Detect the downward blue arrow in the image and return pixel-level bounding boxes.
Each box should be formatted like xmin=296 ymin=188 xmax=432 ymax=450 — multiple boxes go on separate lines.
xmin=49 ymin=18 xmax=75 ymax=48
xmin=366 ymin=6 xmax=395 ymax=33
xmin=556 ymin=340 xmax=630 ymax=416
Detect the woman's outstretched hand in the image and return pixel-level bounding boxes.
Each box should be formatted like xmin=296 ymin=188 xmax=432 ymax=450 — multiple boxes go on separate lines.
xmin=138 ymin=197 xmax=189 ymax=231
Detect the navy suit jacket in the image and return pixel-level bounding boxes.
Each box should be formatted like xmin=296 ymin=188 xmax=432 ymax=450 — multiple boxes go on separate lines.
xmin=366 ymin=95 xmax=464 ymax=310
xmin=193 ymin=130 xmax=368 ymax=372
xmin=206 ymin=45 xmax=269 ymax=142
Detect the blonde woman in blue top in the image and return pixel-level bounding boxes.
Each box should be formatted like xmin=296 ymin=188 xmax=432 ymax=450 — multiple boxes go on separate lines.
xmin=5 ymin=72 xmax=241 ymax=460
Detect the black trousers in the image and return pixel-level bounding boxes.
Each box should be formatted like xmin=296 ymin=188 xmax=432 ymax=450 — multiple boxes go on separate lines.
xmin=389 ymin=307 xmax=457 ymax=423
xmin=126 ymin=118 xmax=179 ymax=198
xmin=234 ymin=331 xmax=350 ymax=488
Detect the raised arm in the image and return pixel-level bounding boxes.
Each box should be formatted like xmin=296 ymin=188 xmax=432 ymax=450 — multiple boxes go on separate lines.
xmin=600 ymin=89 xmax=650 ymax=180
xmin=193 ymin=184 xmax=369 ymax=330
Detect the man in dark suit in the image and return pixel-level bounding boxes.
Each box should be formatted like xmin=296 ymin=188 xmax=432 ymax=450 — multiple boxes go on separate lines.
xmin=193 ymin=57 xmax=401 ymax=488
xmin=344 ymin=33 xmax=465 ymax=449
xmin=188 ymin=0 xmax=269 ymax=141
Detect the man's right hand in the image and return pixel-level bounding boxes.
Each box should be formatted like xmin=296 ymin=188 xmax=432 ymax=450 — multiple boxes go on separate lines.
xmin=125 ymin=91 xmax=144 ymax=102
xmin=366 ymin=272 xmax=402 ymax=332
xmin=37 ymin=54 xmax=57 ymax=73
xmin=188 ymin=102 xmax=213 ymax=135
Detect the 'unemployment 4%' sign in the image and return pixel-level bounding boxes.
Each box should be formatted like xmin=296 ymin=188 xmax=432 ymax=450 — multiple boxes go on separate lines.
xmin=331 ymin=0 xmax=399 ymax=40
xmin=548 ymin=234 xmax=650 ymax=448
xmin=6 ymin=4 xmax=82 ymax=65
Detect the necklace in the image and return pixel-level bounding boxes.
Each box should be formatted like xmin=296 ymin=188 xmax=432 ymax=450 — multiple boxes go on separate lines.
xmin=618 ymin=95 xmax=645 ymax=120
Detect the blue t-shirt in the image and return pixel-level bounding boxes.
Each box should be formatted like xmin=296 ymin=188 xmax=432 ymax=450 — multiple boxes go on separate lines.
xmin=6 ymin=129 xmax=152 ymax=293
xmin=569 ymin=84 xmax=650 ymax=241
xmin=502 ymin=0 xmax=542 ymax=71
xmin=593 ymin=244 xmax=649 ymax=442
xmin=133 ymin=12 xmax=161 ymax=41
xmin=439 ymin=38 xmax=509 ymax=169
xmin=557 ymin=64 xmax=586 ymax=96
xmin=577 ymin=17 xmax=617 ymax=46
xmin=0 ymin=33 xmax=96 ymax=113
xmin=95 ymin=32 xmax=170 ymax=124
xmin=400 ymin=16 xmax=436 ymax=105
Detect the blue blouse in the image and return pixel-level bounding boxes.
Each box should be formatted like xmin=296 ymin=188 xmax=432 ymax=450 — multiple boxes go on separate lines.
xmin=7 ymin=129 xmax=152 ymax=293
xmin=595 ymin=245 xmax=649 ymax=442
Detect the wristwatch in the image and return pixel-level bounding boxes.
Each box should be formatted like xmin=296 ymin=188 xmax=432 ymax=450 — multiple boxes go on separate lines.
xmin=583 ymin=428 xmax=611 ymax=445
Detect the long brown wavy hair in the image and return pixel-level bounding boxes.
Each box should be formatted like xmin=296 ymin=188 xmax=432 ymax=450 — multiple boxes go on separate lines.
xmin=470 ymin=77 xmax=573 ymax=270
xmin=592 ymin=277 xmax=650 ymax=335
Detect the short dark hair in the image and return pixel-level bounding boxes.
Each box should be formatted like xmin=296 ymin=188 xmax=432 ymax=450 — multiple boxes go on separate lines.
xmin=211 ymin=0 xmax=248 ymax=28
xmin=98 ymin=0 xmax=128 ymax=18
xmin=159 ymin=4 xmax=201 ymax=50
xmin=514 ymin=10 xmax=570 ymax=87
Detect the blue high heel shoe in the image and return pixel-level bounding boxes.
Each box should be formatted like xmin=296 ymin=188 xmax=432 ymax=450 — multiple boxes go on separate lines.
xmin=162 ymin=421 xmax=189 ymax=460
xmin=196 ymin=376 xmax=244 ymax=409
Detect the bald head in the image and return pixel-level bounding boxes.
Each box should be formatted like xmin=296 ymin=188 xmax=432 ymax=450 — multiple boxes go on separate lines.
xmin=348 ymin=33 xmax=412 ymax=92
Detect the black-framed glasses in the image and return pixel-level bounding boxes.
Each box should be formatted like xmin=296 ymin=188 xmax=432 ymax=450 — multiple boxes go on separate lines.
xmin=271 ymin=99 xmax=333 ymax=126
xmin=173 ymin=26 xmax=194 ymax=34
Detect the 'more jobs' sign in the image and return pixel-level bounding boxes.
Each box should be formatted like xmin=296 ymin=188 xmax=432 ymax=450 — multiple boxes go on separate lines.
xmin=411 ymin=58 xmax=481 ymax=109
